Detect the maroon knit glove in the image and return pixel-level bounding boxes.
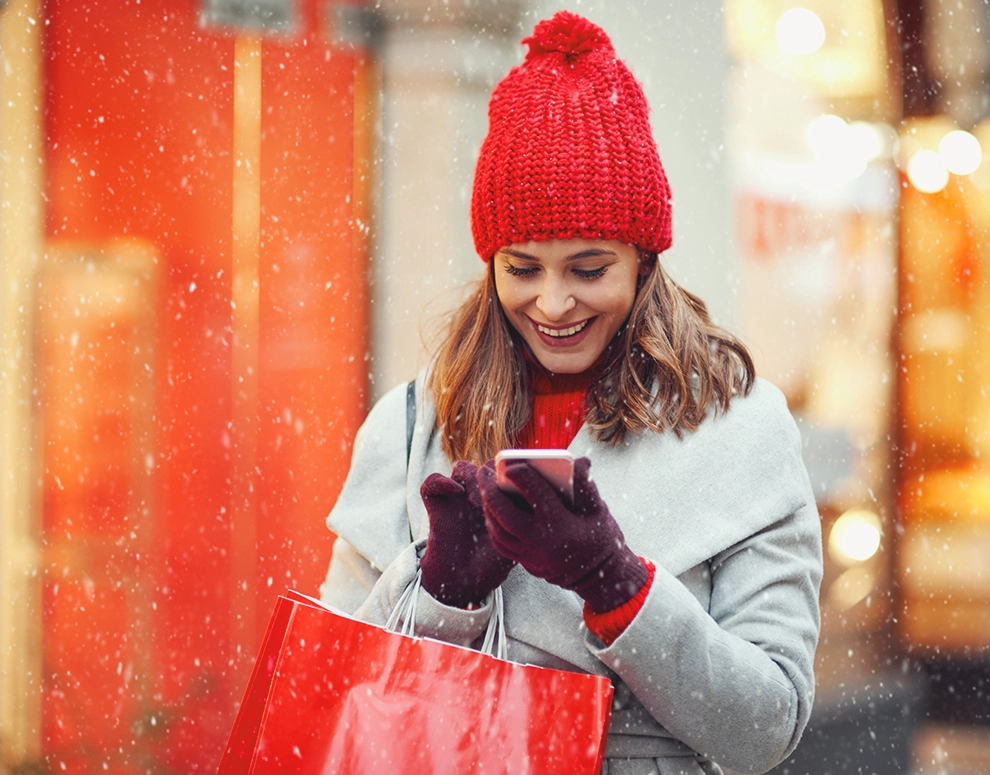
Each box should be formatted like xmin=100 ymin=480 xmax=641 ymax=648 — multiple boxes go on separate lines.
xmin=419 ymin=461 xmax=516 ymax=609
xmin=478 ymin=457 xmax=648 ymax=613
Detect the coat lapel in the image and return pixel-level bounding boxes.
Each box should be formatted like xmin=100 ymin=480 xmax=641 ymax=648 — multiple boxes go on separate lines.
xmin=568 ymin=379 xmax=810 ymax=578
xmin=499 ymin=379 xmax=812 ymax=658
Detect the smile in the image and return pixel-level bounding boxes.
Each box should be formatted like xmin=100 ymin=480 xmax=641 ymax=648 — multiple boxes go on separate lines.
xmin=535 ymin=319 xmax=590 ymax=338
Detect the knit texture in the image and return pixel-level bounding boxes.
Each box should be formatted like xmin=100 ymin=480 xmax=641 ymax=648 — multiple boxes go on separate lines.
xmin=515 ymin=367 xmax=596 ymax=450
xmin=584 ymin=559 xmax=655 ymax=646
xmin=471 ymin=10 xmax=673 ymax=261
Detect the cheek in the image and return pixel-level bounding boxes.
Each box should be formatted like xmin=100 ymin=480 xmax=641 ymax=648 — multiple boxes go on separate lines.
xmin=494 ymin=277 xmax=530 ymax=316
xmin=493 ymin=282 xmax=526 ymax=333
xmin=595 ymin=284 xmax=638 ymax=317
xmin=493 ymin=276 xmax=510 ymax=310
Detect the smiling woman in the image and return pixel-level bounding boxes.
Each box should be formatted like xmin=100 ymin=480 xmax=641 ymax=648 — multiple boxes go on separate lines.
xmin=321 ymin=11 xmax=823 ymax=775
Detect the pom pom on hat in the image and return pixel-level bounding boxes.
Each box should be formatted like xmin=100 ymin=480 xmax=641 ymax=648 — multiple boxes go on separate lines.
xmin=523 ymin=10 xmax=613 ymax=58
xmin=471 ymin=11 xmax=673 ymax=261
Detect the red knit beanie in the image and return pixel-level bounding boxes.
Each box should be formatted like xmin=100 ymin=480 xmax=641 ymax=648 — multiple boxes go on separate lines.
xmin=470 ymin=11 xmax=673 ymax=261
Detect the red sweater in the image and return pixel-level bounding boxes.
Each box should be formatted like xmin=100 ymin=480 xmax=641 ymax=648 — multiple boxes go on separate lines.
xmin=515 ymin=365 xmax=653 ymax=646
xmin=514 ymin=367 xmax=597 ymax=450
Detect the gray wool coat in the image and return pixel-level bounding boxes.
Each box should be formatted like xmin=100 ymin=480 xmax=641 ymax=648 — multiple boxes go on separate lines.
xmin=320 ymin=374 xmax=822 ymax=775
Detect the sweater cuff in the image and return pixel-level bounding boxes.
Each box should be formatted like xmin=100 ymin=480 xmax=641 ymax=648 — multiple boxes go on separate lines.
xmin=583 ymin=558 xmax=655 ymax=646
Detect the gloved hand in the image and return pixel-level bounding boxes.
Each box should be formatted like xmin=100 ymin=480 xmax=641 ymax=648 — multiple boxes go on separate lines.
xmin=419 ymin=461 xmax=516 ymax=609
xmin=478 ymin=456 xmax=648 ymax=613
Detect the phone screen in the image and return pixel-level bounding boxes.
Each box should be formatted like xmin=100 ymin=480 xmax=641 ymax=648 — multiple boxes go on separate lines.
xmin=494 ymin=449 xmax=574 ymax=504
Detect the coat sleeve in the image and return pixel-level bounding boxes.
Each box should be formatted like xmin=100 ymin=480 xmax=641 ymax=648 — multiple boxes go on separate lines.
xmin=587 ymin=508 xmax=821 ymax=774
xmin=320 ymin=380 xmax=495 ymax=646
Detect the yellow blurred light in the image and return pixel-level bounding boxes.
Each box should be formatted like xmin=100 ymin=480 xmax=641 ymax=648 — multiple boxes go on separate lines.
xmin=939 ymin=130 xmax=982 ymax=175
xmin=848 ymin=121 xmax=888 ymax=162
xmin=806 ymin=114 xmax=848 ymax=155
xmin=776 ymin=8 xmax=826 ymax=55
xmin=907 ymin=150 xmax=949 ymax=193
xmin=966 ymin=118 xmax=990 ymax=192
xmin=897 ymin=115 xmax=957 ymax=169
xmin=828 ymin=508 xmax=882 ymax=566
xmin=726 ymin=0 xmax=890 ymax=101
xmin=828 ymin=565 xmax=877 ymax=611
xmin=806 ymin=114 xmax=867 ymax=181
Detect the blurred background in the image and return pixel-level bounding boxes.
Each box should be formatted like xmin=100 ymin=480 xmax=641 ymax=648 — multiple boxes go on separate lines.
xmin=1 ymin=0 xmax=989 ymax=772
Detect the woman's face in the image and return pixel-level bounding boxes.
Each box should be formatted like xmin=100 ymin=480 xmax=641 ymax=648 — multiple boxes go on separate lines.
xmin=493 ymin=238 xmax=643 ymax=374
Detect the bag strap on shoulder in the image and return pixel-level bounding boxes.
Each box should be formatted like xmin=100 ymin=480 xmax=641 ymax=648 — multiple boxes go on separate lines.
xmin=405 ymin=379 xmax=416 ymax=470
xmin=405 ymin=380 xmax=417 ymax=544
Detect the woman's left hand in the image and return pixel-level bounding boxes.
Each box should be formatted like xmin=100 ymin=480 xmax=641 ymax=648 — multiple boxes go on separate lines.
xmin=478 ymin=457 xmax=648 ymax=613
xmin=419 ymin=461 xmax=516 ymax=609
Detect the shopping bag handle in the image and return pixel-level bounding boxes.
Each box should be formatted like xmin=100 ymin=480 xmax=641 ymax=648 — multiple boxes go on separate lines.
xmin=386 ymin=571 xmax=506 ymax=660
xmin=479 ymin=585 xmax=506 ymax=659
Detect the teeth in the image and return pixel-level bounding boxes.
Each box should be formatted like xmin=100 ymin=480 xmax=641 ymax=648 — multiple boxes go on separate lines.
xmin=537 ymin=320 xmax=589 ymax=338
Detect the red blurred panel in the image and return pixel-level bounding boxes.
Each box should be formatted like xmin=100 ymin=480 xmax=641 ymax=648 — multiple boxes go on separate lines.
xmin=44 ymin=0 xmax=235 ymax=262
xmin=36 ymin=265 xmax=134 ymax=536
xmin=256 ymin=30 xmax=368 ymax=633
xmin=41 ymin=0 xmax=369 ymax=771
xmin=41 ymin=579 xmax=134 ymax=774
xmin=43 ymin=1 xmax=238 ymax=768
xmin=34 ymin=242 xmax=158 ymax=773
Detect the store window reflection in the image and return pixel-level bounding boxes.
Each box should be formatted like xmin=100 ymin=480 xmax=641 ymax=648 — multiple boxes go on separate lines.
xmin=1 ymin=0 xmax=373 ymax=771
xmin=730 ymin=0 xmax=990 ymax=770
xmin=727 ymin=0 xmax=899 ymax=686
xmin=726 ymin=0 xmax=921 ymax=770
xmin=897 ymin=113 xmax=990 ymax=652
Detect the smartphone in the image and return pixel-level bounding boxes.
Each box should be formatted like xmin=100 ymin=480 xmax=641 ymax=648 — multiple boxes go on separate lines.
xmin=494 ymin=449 xmax=574 ymax=504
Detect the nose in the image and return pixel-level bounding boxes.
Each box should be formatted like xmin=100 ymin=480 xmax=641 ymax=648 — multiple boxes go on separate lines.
xmin=535 ymin=275 xmax=576 ymax=321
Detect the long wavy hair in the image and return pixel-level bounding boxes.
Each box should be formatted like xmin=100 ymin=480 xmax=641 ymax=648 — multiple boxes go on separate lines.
xmin=428 ymin=254 xmax=755 ymax=465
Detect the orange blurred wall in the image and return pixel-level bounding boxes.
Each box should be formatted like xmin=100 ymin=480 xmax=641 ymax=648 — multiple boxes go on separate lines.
xmin=37 ymin=0 xmax=369 ymax=771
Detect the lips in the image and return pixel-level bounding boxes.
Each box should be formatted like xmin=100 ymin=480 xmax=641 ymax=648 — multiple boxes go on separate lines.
xmin=529 ymin=316 xmax=596 ymax=349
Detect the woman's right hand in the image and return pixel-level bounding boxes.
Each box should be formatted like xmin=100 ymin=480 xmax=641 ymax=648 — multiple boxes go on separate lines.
xmin=419 ymin=461 xmax=516 ymax=608
xmin=478 ymin=456 xmax=648 ymax=613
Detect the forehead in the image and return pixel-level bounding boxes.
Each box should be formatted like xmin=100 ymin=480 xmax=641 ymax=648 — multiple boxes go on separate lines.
xmin=501 ymin=239 xmax=636 ymax=260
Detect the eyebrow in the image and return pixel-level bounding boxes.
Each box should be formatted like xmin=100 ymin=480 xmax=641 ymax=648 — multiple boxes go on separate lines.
xmin=499 ymin=247 xmax=617 ymax=261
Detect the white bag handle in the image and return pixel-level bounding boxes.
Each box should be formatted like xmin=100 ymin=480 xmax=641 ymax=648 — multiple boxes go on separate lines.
xmin=386 ymin=571 xmax=506 ymax=660
xmin=479 ymin=585 xmax=506 ymax=659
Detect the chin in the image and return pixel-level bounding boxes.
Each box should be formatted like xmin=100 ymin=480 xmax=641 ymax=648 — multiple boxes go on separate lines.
xmin=534 ymin=352 xmax=595 ymax=374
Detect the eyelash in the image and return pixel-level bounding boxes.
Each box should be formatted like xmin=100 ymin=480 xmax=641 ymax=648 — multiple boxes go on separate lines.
xmin=504 ymin=264 xmax=536 ymax=277
xmin=575 ymin=267 xmax=607 ymax=279
xmin=504 ymin=265 xmax=608 ymax=279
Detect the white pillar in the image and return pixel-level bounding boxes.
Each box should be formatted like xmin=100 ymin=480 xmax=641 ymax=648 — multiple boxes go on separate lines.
xmin=0 ymin=0 xmax=45 ymax=764
xmin=370 ymin=1 xmax=525 ymax=398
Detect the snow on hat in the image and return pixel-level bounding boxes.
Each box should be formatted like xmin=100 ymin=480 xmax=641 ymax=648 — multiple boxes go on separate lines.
xmin=470 ymin=10 xmax=673 ymax=261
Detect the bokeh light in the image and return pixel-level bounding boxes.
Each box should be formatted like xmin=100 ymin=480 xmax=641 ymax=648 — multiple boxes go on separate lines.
xmin=907 ymin=149 xmax=950 ymax=193
xmin=828 ymin=565 xmax=877 ymax=612
xmin=828 ymin=508 xmax=883 ymax=566
xmin=848 ymin=121 xmax=888 ymax=162
xmin=776 ymin=8 xmax=826 ymax=55
xmin=939 ymin=129 xmax=982 ymax=175
xmin=806 ymin=114 xmax=868 ymax=182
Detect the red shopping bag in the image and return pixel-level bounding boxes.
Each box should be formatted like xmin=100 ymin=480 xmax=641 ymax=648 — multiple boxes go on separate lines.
xmin=217 ymin=590 xmax=613 ymax=775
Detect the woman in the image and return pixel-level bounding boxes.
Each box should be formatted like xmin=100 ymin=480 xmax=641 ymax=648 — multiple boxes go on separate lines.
xmin=321 ymin=11 xmax=821 ymax=775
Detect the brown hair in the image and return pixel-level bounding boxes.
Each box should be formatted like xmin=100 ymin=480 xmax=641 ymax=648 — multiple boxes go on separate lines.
xmin=428 ymin=256 xmax=755 ymax=465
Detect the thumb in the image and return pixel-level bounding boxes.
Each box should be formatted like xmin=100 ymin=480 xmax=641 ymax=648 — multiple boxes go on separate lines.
xmin=572 ymin=456 xmax=604 ymax=513
xmin=451 ymin=460 xmax=484 ymax=510
xmin=420 ymin=472 xmax=464 ymax=500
